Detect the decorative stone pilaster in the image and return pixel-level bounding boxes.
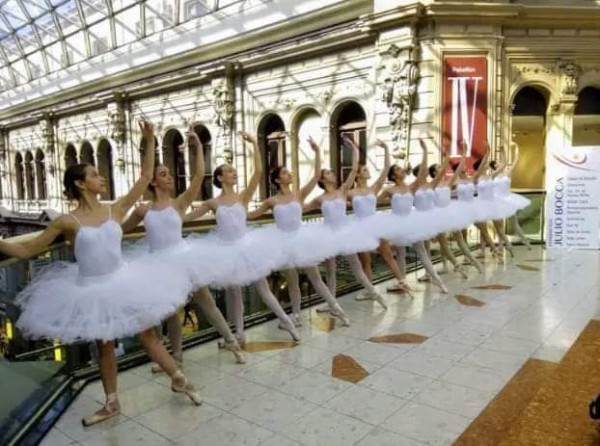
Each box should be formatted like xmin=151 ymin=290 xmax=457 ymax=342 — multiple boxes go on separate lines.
xmin=211 ymin=63 xmax=235 ymax=165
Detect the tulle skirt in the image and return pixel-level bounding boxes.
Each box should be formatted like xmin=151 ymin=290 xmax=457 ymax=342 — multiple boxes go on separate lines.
xmin=380 ymin=209 xmax=444 ymax=246
xmin=502 ymin=192 xmax=531 ymax=212
xmin=323 ymin=219 xmax=380 ymax=256
xmin=15 ymin=256 xmax=193 ymax=343
xmin=473 ymin=197 xmax=517 ymax=222
xmin=186 ymin=227 xmax=283 ymax=288
xmin=434 ymin=201 xmax=478 ymax=233
xmin=259 ymin=222 xmax=340 ymax=270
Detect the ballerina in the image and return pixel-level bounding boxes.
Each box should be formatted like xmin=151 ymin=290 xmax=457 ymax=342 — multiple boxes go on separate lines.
xmin=247 ymin=137 xmax=350 ymax=326
xmin=378 ymin=138 xmax=449 ymax=294
xmin=491 ymin=142 xmax=532 ymax=250
xmin=345 ymin=140 xmax=411 ymax=297
xmin=0 ymin=122 xmax=201 ymax=427
xmin=184 ymin=131 xmax=300 ymax=345
xmin=304 ymin=135 xmax=387 ymax=309
xmin=121 ymin=126 xmax=246 ymax=369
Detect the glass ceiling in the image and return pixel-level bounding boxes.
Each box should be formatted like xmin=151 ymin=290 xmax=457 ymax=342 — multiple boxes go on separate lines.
xmin=0 ymin=0 xmax=240 ymax=92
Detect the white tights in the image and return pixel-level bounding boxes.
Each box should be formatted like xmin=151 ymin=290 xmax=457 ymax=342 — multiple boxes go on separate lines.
xmin=284 ymin=267 xmax=342 ymax=314
xmin=326 ymin=255 xmax=378 ymax=296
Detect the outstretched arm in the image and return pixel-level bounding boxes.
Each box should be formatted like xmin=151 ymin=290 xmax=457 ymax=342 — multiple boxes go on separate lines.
xmin=176 ymin=127 xmax=206 ymax=211
xmin=449 ymin=151 xmax=467 ymax=187
xmin=247 ymin=198 xmax=274 ymax=220
xmin=299 ymin=137 xmax=321 ymax=201
xmin=183 ymin=200 xmax=213 ymax=223
xmin=409 ymin=138 xmax=429 ymax=194
xmin=121 ymin=206 xmax=146 ymax=233
xmin=341 ymin=135 xmax=360 ymax=192
xmin=506 ymin=142 xmax=520 ymax=175
xmin=0 ymin=218 xmax=67 ymax=259
xmin=431 ymin=155 xmax=451 ymax=188
xmin=239 ymin=132 xmax=261 ymax=205
xmin=492 ymin=145 xmax=507 ymax=179
xmin=113 ymin=121 xmax=156 ymax=220
xmin=372 ymin=140 xmax=390 ymax=194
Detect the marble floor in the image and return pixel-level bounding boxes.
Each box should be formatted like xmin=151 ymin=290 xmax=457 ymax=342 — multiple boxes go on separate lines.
xmin=40 ymin=246 xmax=600 ymax=446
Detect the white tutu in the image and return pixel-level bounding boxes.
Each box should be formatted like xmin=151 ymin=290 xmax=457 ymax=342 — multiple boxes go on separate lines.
xmin=16 ymin=256 xmax=192 ymax=343
xmin=503 ymin=192 xmax=531 ymax=211
xmin=432 ymin=187 xmax=474 ymax=233
xmin=260 ymin=221 xmax=340 ymax=269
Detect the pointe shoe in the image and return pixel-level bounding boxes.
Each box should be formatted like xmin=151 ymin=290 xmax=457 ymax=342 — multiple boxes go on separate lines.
xmin=431 ymin=277 xmax=449 ymax=294
xmin=291 ymin=313 xmax=303 ymax=327
xmin=454 ymin=264 xmax=469 ymax=279
xmin=316 ymin=306 xmax=332 ymax=313
xmin=367 ymin=291 xmax=388 ymax=310
xmin=355 ymin=292 xmax=374 ymax=301
xmin=279 ymin=320 xmax=302 ymax=342
xmin=222 ymin=340 xmax=247 ymax=364
xmin=82 ymin=394 xmax=120 ymax=427
xmin=507 ymin=245 xmax=515 ymax=258
xmin=330 ymin=306 xmax=351 ymax=326
xmin=171 ymin=370 xmax=202 ymax=406
xmin=219 ymin=334 xmax=246 ymax=349
xmin=417 ymin=274 xmax=431 ymax=283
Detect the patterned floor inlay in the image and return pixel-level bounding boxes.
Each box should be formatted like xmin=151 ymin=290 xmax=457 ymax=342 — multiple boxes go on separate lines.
xmin=368 ymin=333 xmax=429 ymax=344
xmin=242 ymin=341 xmax=298 ymax=352
xmin=331 ymin=354 xmax=370 ymax=384
xmin=455 ymin=294 xmax=486 ymax=307
xmin=516 ymin=264 xmax=540 ymax=272
xmin=455 ymin=359 xmax=558 ymax=446
xmin=311 ymin=314 xmax=336 ymax=332
xmin=471 ymin=284 xmax=513 ymax=290
xmin=524 ymin=258 xmax=554 ymax=262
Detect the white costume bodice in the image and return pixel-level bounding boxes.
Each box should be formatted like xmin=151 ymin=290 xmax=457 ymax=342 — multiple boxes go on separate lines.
xmin=414 ymin=189 xmax=435 ymax=211
xmin=494 ymin=176 xmax=511 ymax=196
xmin=433 ymin=187 xmax=451 ymax=208
xmin=352 ymin=194 xmax=377 ymax=218
xmin=391 ymin=193 xmax=413 ymax=216
xmin=144 ymin=207 xmax=184 ymax=252
xmin=273 ymin=201 xmax=302 ymax=232
xmin=457 ymin=183 xmax=475 ymax=202
xmin=477 ymin=179 xmax=495 ymax=200
xmin=216 ymin=202 xmax=247 ymax=242
xmin=321 ymin=198 xmax=347 ymax=228
xmin=73 ymin=212 xmax=124 ymax=278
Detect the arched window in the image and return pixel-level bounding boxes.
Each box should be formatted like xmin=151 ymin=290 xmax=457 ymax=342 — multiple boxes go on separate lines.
xmin=24 ymin=151 xmax=35 ymax=200
xmin=80 ymin=141 xmax=95 ymax=165
xmin=294 ymin=108 xmax=323 ymax=201
xmin=331 ymin=101 xmax=366 ymax=185
xmin=257 ymin=114 xmax=286 ymax=199
xmin=511 ymin=86 xmax=549 ymax=190
xmin=97 ymin=139 xmax=115 ymax=200
xmin=35 ymin=149 xmax=47 ymax=200
xmin=574 ymin=86 xmax=600 ymax=146
xmin=64 ymin=144 xmax=77 ymax=169
xmin=162 ymin=129 xmax=186 ymax=196
xmin=14 ymin=153 xmax=24 ymax=200
xmin=189 ymin=124 xmax=213 ymax=200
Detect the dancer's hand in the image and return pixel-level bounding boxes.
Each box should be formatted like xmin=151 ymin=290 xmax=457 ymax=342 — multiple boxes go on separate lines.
xmin=186 ymin=127 xmax=202 ymax=149
xmin=238 ymin=131 xmax=257 ymax=145
xmin=418 ymin=138 xmax=427 ymax=152
xmin=375 ymin=139 xmax=388 ymax=151
xmin=139 ymin=121 xmax=154 ymax=140
xmin=308 ymin=137 xmax=319 ymax=152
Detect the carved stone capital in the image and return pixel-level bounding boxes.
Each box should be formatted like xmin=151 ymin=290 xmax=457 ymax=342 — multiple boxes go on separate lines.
xmin=558 ymin=60 xmax=582 ymax=96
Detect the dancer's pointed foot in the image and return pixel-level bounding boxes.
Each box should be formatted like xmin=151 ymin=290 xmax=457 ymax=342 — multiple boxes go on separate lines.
xmin=82 ymin=394 xmax=120 ymax=427
xmin=431 ymin=276 xmax=449 ymax=294
xmin=454 ymin=264 xmax=469 ymax=279
xmin=151 ymin=358 xmax=183 ymax=374
xmin=222 ymin=339 xmax=247 ymax=364
xmin=279 ymin=319 xmax=302 ymax=342
xmin=417 ymin=274 xmax=431 ymax=283
xmin=219 ymin=334 xmax=246 ymax=349
xmin=171 ymin=370 xmax=202 ymax=406
xmin=355 ymin=292 xmax=373 ymax=301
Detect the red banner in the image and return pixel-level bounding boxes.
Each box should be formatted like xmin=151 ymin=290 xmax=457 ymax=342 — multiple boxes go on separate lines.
xmin=442 ymin=55 xmax=488 ymax=169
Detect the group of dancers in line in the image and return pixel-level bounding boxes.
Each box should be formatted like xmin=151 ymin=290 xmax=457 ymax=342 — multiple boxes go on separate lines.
xmin=0 ymin=121 xmax=530 ymax=427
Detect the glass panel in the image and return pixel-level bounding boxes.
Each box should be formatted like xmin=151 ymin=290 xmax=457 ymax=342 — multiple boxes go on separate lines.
xmin=45 ymin=41 xmax=63 ymax=71
xmin=11 ymin=58 xmax=28 ymax=83
xmin=80 ymin=0 xmax=109 ymax=25
xmin=2 ymin=1 xmax=28 ymax=28
xmin=182 ymin=0 xmax=211 ymax=21
xmin=114 ymin=9 xmax=138 ymax=46
xmin=146 ymin=0 xmax=174 ymax=33
xmin=113 ymin=0 xmax=139 ymax=12
xmin=20 ymin=0 xmax=50 ymax=19
xmin=0 ymin=67 xmax=12 ymax=90
xmin=0 ymin=19 xmax=11 ymax=39
xmin=217 ymin=0 xmax=240 ymax=8
xmin=49 ymin=0 xmax=68 ymax=6
xmin=64 ymin=30 xmax=87 ymax=63
xmin=88 ymin=21 xmax=110 ymax=55
xmin=3 ymin=35 xmax=21 ymax=61
xmin=55 ymin=2 xmax=82 ymax=33
xmin=35 ymin=13 xmax=60 ymax=45
xmin=15 ymin=24 xmax=38 ymax=54
xmin=26 ymin=51 xmax=45 ymax=78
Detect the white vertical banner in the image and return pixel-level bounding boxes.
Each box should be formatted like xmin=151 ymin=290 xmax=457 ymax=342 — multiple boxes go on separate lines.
xmin=545 ymin=146 xmax=600 ymax=249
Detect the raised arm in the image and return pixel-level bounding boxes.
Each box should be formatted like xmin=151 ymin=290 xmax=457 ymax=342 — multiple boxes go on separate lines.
xmin=247 ymin=198 xmax=274 ymax=220
xmin=473 ymin=141 xmax=491 ymax=182
xmin=372 ymin=140 xmax=390 ymax=193
xmin=506 ymin=142 xmax=520 ymax=175
xmin=0 ymin=217 xmax=67 ymax=259
xmin=378 ymin=186 xmax=392 ymax=204
xmin=449 ymin=152 xmax=466 ymax=187
xmin=113 ymin=121 xmax=156 ymax=220
xmin=431 ymin=154 xmax=451 ymax=188
xmin=121 ymin=206 xmax=146 ymax=233
xmin=341 ymin=135 xmax=360 ymax=192
xmin=491 ymin=145 xmax=507 ymax=179
xmin=176 ymin=127 xmax=206 ymax=211
xmin=239 ymin=132 xmax=261 ymax=205
xmin=409 ymin=138 xmax=429 ymax=194
xmin=299 ymin=137 xmax=321 ymax=201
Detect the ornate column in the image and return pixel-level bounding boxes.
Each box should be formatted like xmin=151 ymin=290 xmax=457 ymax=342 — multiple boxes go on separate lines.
xmin=107 ymin=92 xmax=128 ymax=196
xmin=39 ymin=113 xmax=59 ymax=209
xmin=558 ymin=60 xmax=581 ymax=150
xmin=0 ymin=126 xmax=8 ymax=206
xmin=378 ymin=43 xmax=419 ymax=158
xmin=211 ymin=63 xmax=235 ymax=166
